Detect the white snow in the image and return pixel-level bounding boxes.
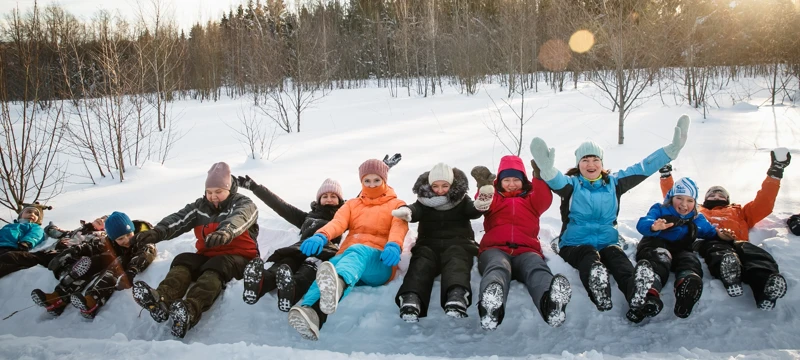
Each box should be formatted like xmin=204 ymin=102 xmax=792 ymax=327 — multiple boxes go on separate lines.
xmin=1 ymin=78 xmax=799 ymax=359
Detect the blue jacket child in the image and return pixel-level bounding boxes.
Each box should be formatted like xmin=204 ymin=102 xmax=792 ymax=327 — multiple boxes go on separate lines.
xmin=0 ymin=205 xmax=46 ymax=253
xmin=632 ymin=177 xmax=729 ymax=322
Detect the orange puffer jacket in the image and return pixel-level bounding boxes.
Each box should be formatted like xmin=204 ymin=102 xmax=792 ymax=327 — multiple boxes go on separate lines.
xmin=316 ymin=185 xmax=408 ymax=277
xmin=660 ymin=175 xmax=780 ymax=241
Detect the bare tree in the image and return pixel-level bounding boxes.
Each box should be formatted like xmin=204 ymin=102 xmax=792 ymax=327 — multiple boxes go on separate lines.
xmin=484 ymin=87 xmax=544 ymax=157
xmin=229 ymin=105 xmax=281 ymax=160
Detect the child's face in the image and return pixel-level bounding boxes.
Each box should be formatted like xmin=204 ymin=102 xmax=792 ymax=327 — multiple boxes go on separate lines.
xmin=319 ymin=192 xmax=340 ymax=206
xmin=206 ymin=187 xmax=231 ymax=207
xmin=501 ymin=177 xmax=522 ymax=192
xmin=672 ymin=195 xmax=696 ymax=216
xmin=114 ymin=232 xmax=134 ymax=248
xmin=361 ymin=174 xmax=383 ymax=188
xmin=579 ymin=156 xmax=603 ymax=179
xmin=91 ymin=217 xmax=106 ymax=230
xmin=20 ymin=208 xmax=40 ymax=223
xmin=431 ymin=180 xmax=451 ymax=196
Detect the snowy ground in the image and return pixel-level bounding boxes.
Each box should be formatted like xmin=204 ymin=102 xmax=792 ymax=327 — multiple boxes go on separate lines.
xmin=1 ymin=79 xmax=799 ymax=359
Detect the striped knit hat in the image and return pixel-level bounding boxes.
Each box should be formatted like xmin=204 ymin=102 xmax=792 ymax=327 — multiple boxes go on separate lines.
xmin=666 ymin=177 xmax=699 ymax=201
xmin=316 ymin=178 xmax=343 ymax=202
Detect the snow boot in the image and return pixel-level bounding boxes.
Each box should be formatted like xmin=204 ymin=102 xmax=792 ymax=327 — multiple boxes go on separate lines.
xmin=443 ymin=286 xmax=469 ymax=318
xmin=242 ymin=257 xmax=265 ymax=305
xmin=629 ymin=260 xmax=655 ymax=309
xmin=317 ymin=261 xmax=345 ymax=315
xmin=288 ymin=305 xmax=320 ymax=341
xmin=588 ymin=262 xmax=612 ymax=311
xmin=169 ymin=300 xmax=194 ymax=339
xmin=70 ymin=293 xmax=99 ymax=320
xmin=758 ymin=273 xmax=787 ymax=311
xmin=540 ymin=274 xmax=572 ymax=327
xmin=57 ymin=256 xmax=92 ymax=289
xmin=478 ymin=282 xmax=504 ymax=331
xmin=626 ymin=288 xmax=663 ymax=323
xmin=31 ymin=289 xmax=67 ymax=316
xmin=132 ymin=280 xmax=170 ymax=323
xmin=398 ymin=292 xmax=422 ymax=323
xmin=276 ymin=264 xmax=296 ymax=312
xmin=719 ymin=252 xmax=743 ymax=297
xmin=674 ymin=273 xmax=703 ymax=318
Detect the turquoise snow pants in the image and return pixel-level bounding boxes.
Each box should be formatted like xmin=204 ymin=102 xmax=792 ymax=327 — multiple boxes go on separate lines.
xmin=301 ymin=244 xmax=392 ymax=307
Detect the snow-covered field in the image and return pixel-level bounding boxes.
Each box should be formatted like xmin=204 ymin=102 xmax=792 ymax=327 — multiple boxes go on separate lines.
xmin=1 ymin=79 xmax=798 ymax=359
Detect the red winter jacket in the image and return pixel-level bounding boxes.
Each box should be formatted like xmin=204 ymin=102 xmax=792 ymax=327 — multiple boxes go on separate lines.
xmin=480 ymin=155 xmax=553 ymax=257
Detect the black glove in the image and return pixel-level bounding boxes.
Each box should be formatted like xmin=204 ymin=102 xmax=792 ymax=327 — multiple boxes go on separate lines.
xmin=133 ymin=229 xmax=162 ymax=245
xmin=471 ymin=166 xmax=497 ymax=188
xmin=659 ymin=164 xmax=672 ymax=179
xmin=382 ymin=153 xmax=402 ymax=169
xmin=205 ymin=229 xmax=233 ymax=248
xmin=17 ymin=242 xmax=31 ymax=251
xmin=788 ymin=214 xmax=800 ymax=236
xmin=235 ymin=175 xmax=258 ymax=191
xmin=768 ymin=150 xmax=791 ymax=179
xmin=530 ymin=159 xmax=541 ymax=180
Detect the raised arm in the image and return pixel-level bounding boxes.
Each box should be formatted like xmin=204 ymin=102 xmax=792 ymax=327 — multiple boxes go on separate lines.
xmin=238 ymin=175 xmax=307 ymax=229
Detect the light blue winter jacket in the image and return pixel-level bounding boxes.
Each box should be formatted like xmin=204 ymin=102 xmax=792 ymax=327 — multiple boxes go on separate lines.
xmin=546 ymin=148 xmax=672 ymax=250
xmin=0 ymin=221 xmax=45 ymax=250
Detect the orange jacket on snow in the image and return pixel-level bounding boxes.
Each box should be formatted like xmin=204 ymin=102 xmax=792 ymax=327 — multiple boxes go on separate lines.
xmin=660 ymin=175 xmax=780 ymax=241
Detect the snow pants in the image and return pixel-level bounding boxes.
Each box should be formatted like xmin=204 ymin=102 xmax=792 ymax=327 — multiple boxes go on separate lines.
xmin=253 ymin=241 xmax=336 ymax=304
xmin=694 ymin=239 xmax=780 ymax=301
xmin=301 ymin=244 xmax=392 ymax=307
xmin=477 ymin=248 xmax=553 ymax=325
xmin=559 ymin=244 xmax=639 ymax=304
xmin=0 ymin=249 xmax=55 ymax=279
xmin=636 ymin=237 xmax=702 ymax=291
xmin=395 ymin=242 xmax=476 ymax=317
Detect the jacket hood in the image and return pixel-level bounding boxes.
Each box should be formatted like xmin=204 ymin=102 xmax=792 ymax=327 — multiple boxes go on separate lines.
xmin=494 ymin=155 xmax=531 ymax=193
xmin=412 ymin=167 xmax=469 ymax=203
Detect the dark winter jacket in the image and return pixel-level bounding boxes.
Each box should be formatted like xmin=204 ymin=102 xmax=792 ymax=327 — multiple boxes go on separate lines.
xmin=249 ymin=184 xmax=344 ymax=262
xmin=404 ymin=168 xmax=482 ymax=253
xmin=58 ymin=220 xmax=157 ymax=281
xmin=151 ymin=178 xmax=260 ymax=259
xmin=545 ymin=148 xmax=671 ymax=250
xmin=637 ymin=203 xmax=717 ymax=248
xmin=481 ymin=156 xmax=553 ymax=257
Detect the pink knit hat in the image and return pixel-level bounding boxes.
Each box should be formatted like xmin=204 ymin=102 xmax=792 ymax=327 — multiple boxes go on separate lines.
xmin=206 ymin=162 xmax=232 ymax=190
xmin=358 ymin=159 xmax=389 ymax=181
xmin=316 ymin=178 xmax=343 ymax=202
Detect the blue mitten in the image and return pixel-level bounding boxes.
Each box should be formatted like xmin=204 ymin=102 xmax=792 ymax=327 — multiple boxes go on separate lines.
xmin=381 ymin=242 xmax=401 ymax=267
xmin=300 ymin=234 xmax=327 ymax=256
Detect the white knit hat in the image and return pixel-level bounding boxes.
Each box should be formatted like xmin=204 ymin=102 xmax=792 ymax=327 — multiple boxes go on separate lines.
xmin=316 ymin=178 xmax=343 ymax=202
xmin=428 ymin=163 xmax=454 ymax=185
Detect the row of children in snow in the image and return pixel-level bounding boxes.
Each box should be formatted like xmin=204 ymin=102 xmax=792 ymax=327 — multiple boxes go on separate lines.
xmin=0 ymin=115 xmax=794 ymax=341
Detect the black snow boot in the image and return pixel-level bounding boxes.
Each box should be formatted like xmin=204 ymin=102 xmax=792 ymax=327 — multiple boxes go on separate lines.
xmin=478 ymin=282 xmax=505 ymax=331
xmin=757 ymin=273 xmax=787 ymax=311
xmin=444 ymin=286 xmax=470 ymax=318
xmin=674 ymin=273 xmax=703 ymax=318
xmin=398 ymin=292 xmax=422 ymax=323
xmin=170 ymin=299 xmax=194 ymax=339
xmin=719 ymin=252 xmax=743 ymax=297
xmin=626 ymin=288 xmax=663 ymax=324
xmin=276 ymin=263 xmax=296 ymax=312
xmin=588 ymin=262 xmax=612 ymax=311
xmin=242 ymin=257 xmax=265 ymax=305
xmin=540 ymin=274 xmax=572 ymax=327
xmin=132 ymin=280 xmax=170 ymax=323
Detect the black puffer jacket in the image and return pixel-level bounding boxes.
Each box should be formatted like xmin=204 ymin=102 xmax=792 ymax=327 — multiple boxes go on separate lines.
xmin=405 ymin=168 xmax=483 ymax=252
xmin=249 ymin=185 xmax=344 ymax=262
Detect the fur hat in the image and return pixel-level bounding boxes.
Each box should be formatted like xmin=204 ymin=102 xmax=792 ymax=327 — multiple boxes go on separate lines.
xmin=105 ymin=211 xmax=134 ymax=241
xmin=428 ymin=163 xmax=454 ymax=185
xmin=666 ymin=177 xmax=699 ymax=201
xmin=704 ymin=186 xmax=730 ymax=202
xmin=358 ymin=159 xmax=389 ymax=182
xmin=316 ymin=178 xmax=344 ymax=202
xmin=574 ymin=141 xmax=604 ymax=165
xmin=206 ymin=162 xmax=232 ymax=190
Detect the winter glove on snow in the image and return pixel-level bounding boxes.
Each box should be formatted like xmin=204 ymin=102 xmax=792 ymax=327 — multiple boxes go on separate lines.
xmin=788 ymin=214 xmax=800 ymax=236
xmin=661 ymin=115 xmax=691 ymax=160
xmin=205 ymin=229 xmax=233 ymax=248
xmin=133 ymin=229 xmax=162 ymax=245
xmin=17 ymin=241 xmax=31 ymax=251
xmin=391 ymin=207 xmax=413 ymax=222
xmin=383 ymin=153 xmax=402 ymax=169
xmin=530 ymin=159 xmax=542 ymax=180
xmin=380 ymin=242 xmax=401 ymax=267
xmin=768 ymin=149 xmax=791 ymax=179
xmin=474 ymin=185 xmax=495 ymax=212
xmin=43 ymin=221 xmax=66 ymax=239
xmin=235 ymin=175 xmax=258 ymax=191
xmin=529 ymin=137 xmax=558 ymax=181
xmin=470 ymin=166 xmax=496 ymax=188
xmin=659 ymin=164 xmax=672 ymax=179
xmin=300 ymin=233 xmax=327 ymax=256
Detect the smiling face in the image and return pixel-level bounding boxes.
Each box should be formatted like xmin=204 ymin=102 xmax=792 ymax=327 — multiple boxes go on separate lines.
xmin=431 ymin=180 xmax=451 ymax=196
xmin=361 ymin=174 xmax=383 ymax=188
xmin=319 ymin=192 xmax=340 ymax=206
xmin=501 ymin=177 xmax=522 ymax=192
xmin=114 ymin=232 xmax=134 ymax=248
xmin=91 ymin=217 xmax=106 ymax=230
xmin=672 ymin=195 xmax=696 ymax=216
xmin=206 ymin=187 xmax=231 ymax=207
xmin=579 ymin=156 xmax=603 ymax=179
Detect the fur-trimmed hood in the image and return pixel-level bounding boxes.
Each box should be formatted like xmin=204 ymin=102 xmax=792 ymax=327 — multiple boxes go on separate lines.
xmin=412 ymin=167 xmax=469 ymax=203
